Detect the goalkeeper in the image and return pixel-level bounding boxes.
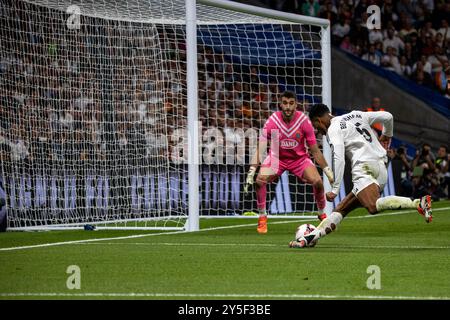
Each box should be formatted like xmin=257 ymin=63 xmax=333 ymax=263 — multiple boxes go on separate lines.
xmin=244 ymin=91 xmax=334 ymax=234
xmin=290 ymin=104 xmax=432 ymax=248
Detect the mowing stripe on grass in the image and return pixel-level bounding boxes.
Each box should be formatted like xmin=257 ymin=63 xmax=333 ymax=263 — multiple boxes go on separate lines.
xmin=0 ymin=220 xmax=305 ymax=252
xmin=0 ymin=292 xmax=449 ymax=300
xmin=79 ymin=242 xmax=280 ymax=247
xmin=1 ymin=206 xmax=448 ymax=252
xmin=77 ymin=242 xmax=450 ymax=250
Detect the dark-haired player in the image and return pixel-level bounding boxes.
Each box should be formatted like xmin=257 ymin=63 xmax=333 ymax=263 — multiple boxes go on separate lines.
xmin=290 ymin=104 xmax=432 ymax=248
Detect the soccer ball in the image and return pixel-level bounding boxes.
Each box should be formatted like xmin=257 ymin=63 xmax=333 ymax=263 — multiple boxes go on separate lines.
xmin=295 ymin=223 xmax=318 ymax=247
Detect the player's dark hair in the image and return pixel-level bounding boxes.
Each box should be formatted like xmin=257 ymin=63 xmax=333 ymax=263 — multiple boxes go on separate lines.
xmin=280 ymin=90 xmax=297 ymax=100
xmin=308 ymin=103 xmax=330 ymax=120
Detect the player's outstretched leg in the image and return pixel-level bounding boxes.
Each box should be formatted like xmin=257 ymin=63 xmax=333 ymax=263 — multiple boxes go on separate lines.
xmin=289 ymin=191 xmax=360 ymax=248
xmin=417 ymin=195 xmax=433 ymax=223
xmin=317 ymin=211 xmax=343 ymax=235
xmin=374 ymin=194 xmax=432 ymax=223
xmin=289 ymin=212 xmax=343 ymax=249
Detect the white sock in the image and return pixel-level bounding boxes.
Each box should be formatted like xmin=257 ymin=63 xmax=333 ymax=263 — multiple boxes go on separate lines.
xmin=317 ymin=211 xmax=343 ymax=237
xmin=375 ymin=196 xmax=419 ymax=212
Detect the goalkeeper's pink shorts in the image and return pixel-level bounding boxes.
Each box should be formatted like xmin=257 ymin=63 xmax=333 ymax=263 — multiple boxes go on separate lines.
xmin=261 ymin=155 xmax=315 ymax=180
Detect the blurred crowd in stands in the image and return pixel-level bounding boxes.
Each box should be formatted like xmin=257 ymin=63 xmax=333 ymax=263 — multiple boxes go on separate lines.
xmin=0 ymin=0 xmax=286 ymax=170
xmin=388 ymin=142 xmax=449 ymax=201
xmin=259 ymin=0 xmax=450 ymax=97
xmin=0 ymin=0 xmax=449 ymax=200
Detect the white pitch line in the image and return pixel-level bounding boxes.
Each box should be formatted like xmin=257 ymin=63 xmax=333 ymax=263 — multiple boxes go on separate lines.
xmin=0 ymin=220 xmax=304 ymax=252
xmin=0 ymin=206 xmax=449 ymax=252
xmin=79 ymin=242 xmax=280 ymax=247
xmin=0 ymin=231 xmax=185 ymax=252
xmin=0 ymin=292 xmax=449 ymax=300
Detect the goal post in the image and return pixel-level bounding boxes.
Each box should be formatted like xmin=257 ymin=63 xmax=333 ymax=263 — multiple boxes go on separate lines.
xmin=0 ymin=0 xmax=332 ymax=231
xmin=320 ymin=22 xmax=334 ymax=217
xmin=186 ymin=0 xmax=200 ymax=232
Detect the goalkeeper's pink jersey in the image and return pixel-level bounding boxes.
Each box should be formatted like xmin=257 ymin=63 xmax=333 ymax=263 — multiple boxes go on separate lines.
xmin=261 ymin=111 xmax=317 ymax=160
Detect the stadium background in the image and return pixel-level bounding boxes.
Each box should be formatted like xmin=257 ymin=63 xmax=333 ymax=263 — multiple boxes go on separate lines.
xmin=0 ymin=0 xmax=449 ymax=226
xmin=0 ymin=0 xmax=449 ymax=303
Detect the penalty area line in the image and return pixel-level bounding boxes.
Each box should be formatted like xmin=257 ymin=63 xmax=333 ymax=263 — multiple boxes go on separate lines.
xmin=0 ymin=292 xmax=449 ymax=300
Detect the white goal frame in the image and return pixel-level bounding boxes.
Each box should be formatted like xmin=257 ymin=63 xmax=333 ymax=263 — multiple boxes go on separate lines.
xmin=186 ymin=0 xmax=333 ymax=231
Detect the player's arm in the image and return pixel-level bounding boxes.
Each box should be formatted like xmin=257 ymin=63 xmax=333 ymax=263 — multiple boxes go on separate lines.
xmin=364 ymin=111 xmax=394 ymax=150
xmin=249 ymin=137 xmax=267 ymax=169
xmin=327 ymin=126 xmax=345 ymax=201
xmin=244 ymin=128 xmax=269 ymax=194
xmin=309 ymin=144 xmax=334 ymax=184
xmin=304 ymin=119 xmax=334 ymax=184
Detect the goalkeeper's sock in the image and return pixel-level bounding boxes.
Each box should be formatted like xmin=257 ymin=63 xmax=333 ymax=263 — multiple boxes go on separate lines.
xmin=256 ymin=182 xmax=267 ymax=211
xmin=317 ymin=211 xmax=343 ymax=237
xmin=313 ymin=186 xmax=326 ymax=214
xmin=375 ymin=196 xmax=419 ymax=212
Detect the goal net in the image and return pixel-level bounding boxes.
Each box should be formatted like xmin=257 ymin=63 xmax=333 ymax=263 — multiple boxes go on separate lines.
xmin=0 ymin=0 xmax=331 ymax=231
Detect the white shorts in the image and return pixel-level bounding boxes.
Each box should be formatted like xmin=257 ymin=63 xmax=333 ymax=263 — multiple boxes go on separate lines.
xmin=351 ymin=160 xmax=387 ymax=196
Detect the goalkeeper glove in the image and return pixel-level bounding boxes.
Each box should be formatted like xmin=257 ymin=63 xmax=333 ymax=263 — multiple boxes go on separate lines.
xmin=323 ymin=166 xmax=334 ymax=184
xmin=244 ymin=166 xmax=257 ymax=194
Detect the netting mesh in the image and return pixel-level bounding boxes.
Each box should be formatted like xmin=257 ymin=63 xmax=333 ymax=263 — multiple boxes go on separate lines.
xmin=27 ymin=0 xmax=290 ymax=24
xmin=0 ymin=0 xmax=326 ymax=230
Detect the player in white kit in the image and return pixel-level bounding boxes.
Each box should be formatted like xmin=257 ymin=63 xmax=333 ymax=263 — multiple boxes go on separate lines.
xmin=290 ymin=104 xmax=433 ymax=248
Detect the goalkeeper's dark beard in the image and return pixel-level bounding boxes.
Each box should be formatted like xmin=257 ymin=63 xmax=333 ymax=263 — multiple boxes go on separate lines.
xmin=282 ymin=110 xmax=294 ymax=122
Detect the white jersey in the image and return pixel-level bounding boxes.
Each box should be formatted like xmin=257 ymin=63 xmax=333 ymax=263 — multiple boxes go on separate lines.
xmin=327 ymin=111 xmax=394 ymax=194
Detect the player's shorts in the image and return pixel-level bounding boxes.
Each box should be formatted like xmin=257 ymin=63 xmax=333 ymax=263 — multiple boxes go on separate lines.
xmin=261 ymin=155 xmax=314 ymax=179
xmin=351 ymin=160 xmax=387 ymax=196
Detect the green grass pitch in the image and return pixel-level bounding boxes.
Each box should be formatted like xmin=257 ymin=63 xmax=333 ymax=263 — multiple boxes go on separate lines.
xmin=0 ymin=201 xmax=449 ymax=300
